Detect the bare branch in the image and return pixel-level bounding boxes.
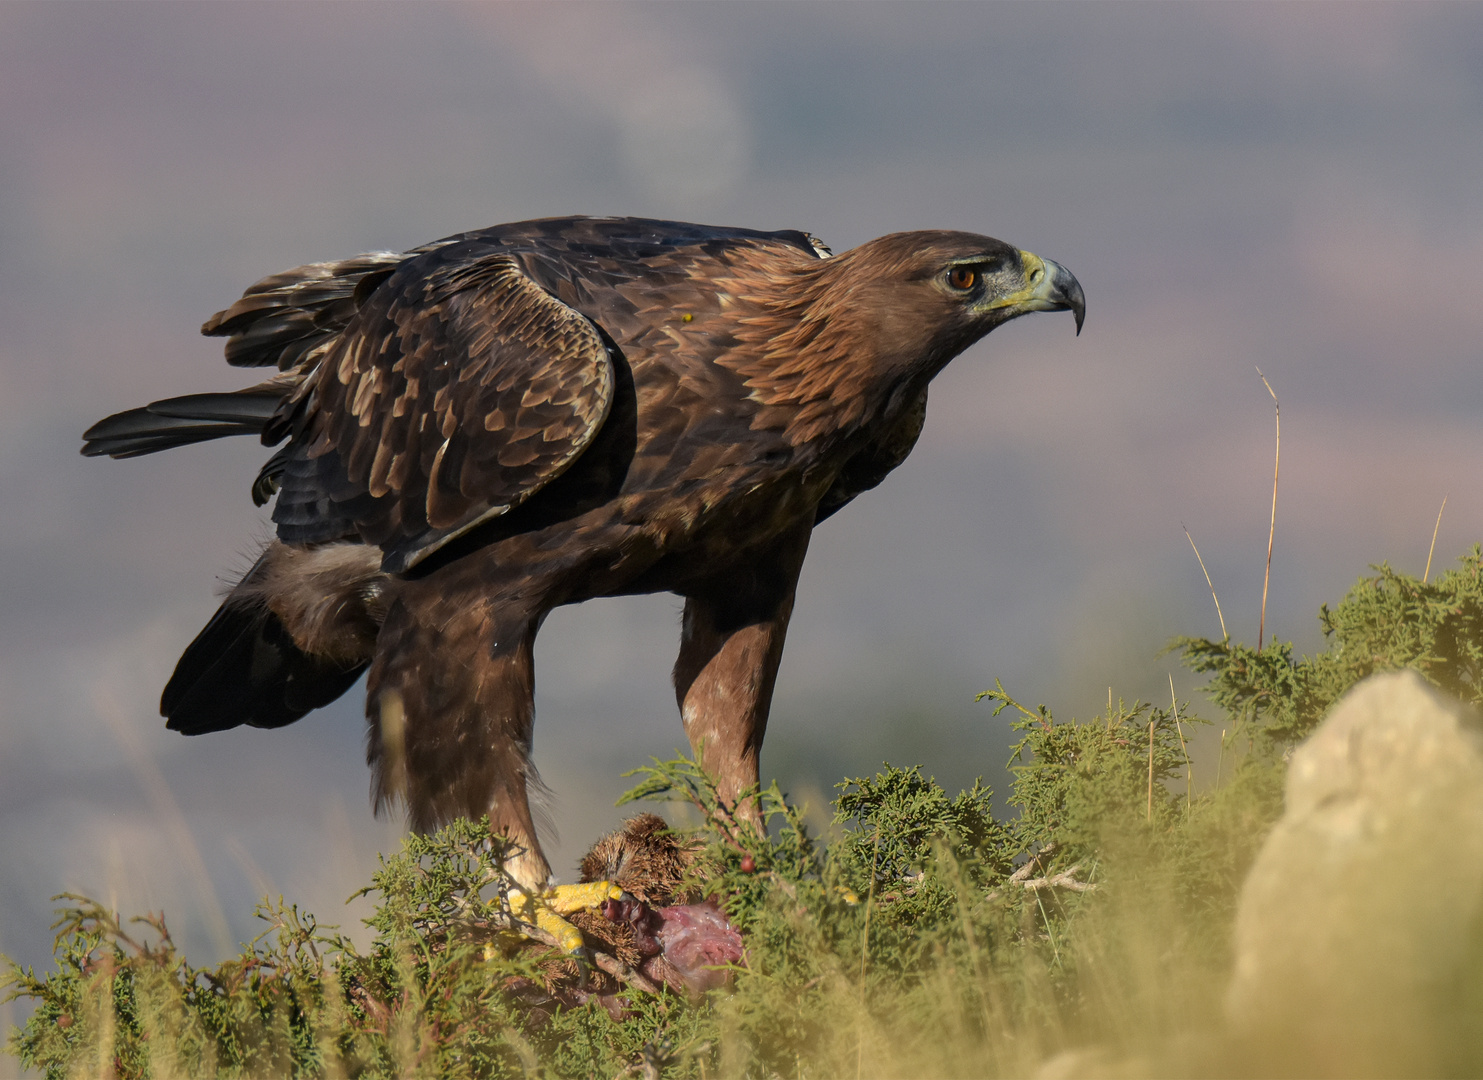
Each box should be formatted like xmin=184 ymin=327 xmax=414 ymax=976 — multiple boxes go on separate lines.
xmin=591 ymin=952 xmax=661 ymax=995
xmin=987 ymin=847 xmax=1097 ymax=900
xmin=1022 ymin=865 xmax=1098 ymax=893
xmin=1007 ymin=843 xmax=1057 ymax=884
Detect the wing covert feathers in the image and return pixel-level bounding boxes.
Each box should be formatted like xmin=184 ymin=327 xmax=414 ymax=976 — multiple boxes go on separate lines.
xmin=288 ymin=251 xmax=615 ymax=571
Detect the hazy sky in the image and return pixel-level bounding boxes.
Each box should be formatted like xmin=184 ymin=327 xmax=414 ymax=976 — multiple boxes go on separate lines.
xmin=2 ymin=2 xmax=1481 ymax=985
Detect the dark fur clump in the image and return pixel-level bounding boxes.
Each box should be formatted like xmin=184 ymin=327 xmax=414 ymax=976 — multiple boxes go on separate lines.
xmin=578 ymin=812 xmax=704 ymax=905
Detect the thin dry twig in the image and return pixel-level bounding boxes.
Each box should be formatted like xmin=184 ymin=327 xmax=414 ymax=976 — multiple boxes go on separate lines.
xmin=1170 ymin=674 xmax=1191 ymax=811
xmin=986 ymin=845 xmax=1097 ymax=899
xmin=591 ymin=952 xmax=662 ymax=995
xmin=1256 ymin=368 xmax=1280 ymax=648
xmin=1146 ymin=719 xmax=1156 ymax=823
xmin=1183 ymin=525 xmax=1227 ymax=639
xmin=766 ymin=871 xmax=798 ymax=901
xmin=618 ymin=1041 xmax=711 ymax=1080
xmin=1425 ymin=494 xmax=1449 ymax=584
xmin=612 ymin=1039 xmax=679 ymax=1080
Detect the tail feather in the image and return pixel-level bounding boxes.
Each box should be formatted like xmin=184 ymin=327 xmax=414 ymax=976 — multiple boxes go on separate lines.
xmin=137 ymin=392 xmax=283 ymax=424
xmin=81 ymin=390 xmax=282 ymax=459
xmin=163 ymin=596 xmax=366 ymax=735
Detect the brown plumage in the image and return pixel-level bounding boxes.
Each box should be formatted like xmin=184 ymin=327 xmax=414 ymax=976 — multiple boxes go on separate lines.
xmin=81 ymin=216 xmax=1084 ymax=888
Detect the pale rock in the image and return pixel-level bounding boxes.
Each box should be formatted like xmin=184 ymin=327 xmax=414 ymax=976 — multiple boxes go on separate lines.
xmin=1226 ymin=670 xmax=1483 ymax=1076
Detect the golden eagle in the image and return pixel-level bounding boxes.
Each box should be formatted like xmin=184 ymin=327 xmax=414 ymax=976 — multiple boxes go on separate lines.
xmin=83 ymin=216 xmax=1083 ymax=914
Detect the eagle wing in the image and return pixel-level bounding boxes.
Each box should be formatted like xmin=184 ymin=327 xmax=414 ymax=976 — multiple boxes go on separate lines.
xmin=276 ymin=248 xmax=614 ymax=572
xmin=202 ymin=251 xmax=414 ymax=371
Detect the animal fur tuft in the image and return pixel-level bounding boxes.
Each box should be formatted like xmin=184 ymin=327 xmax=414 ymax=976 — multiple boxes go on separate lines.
xmin=579 ymin=813 xmax=704 ymax=905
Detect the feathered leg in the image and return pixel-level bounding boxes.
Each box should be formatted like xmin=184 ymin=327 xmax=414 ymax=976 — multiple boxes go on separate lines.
xmin=366 ymin=579 xmax=620 ymax=952
xmin=367 ymin=588 xmax=552 ymax=888
xmin=673 ymin=522 xmax=812 ymax=828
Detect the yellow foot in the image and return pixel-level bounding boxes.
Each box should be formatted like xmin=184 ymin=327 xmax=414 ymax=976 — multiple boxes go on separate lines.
xmin=508 ymin=881 xmax=623 ymax=954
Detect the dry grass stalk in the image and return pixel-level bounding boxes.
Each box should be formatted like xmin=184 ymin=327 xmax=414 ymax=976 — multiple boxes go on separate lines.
xmin=857 ymin=825 xmax=881 ymax=1080
xmin=1425 ymin=495 xmax=1448 ymax=584
xmin=1170 ymin=674 xmax=1191 ymax=811
xmin=1146 ymin=719 xmax=1156 ymax=823
xmin=1256 ymin=368 xmax=1280 ymax=648
xmin=92 ymin=684 xmax=234 ymax=955
xmin=1183 ymin=526 xmax=1227 ymax=640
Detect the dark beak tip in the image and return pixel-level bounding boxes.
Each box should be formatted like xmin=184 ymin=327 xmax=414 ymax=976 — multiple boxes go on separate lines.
xmin=1046 ymin=260 xmax=1085 ymax=338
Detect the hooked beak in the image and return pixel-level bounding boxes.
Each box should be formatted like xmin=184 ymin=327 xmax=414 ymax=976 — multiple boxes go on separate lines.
xmin=989 ymin=251 xmax=1086 ymax=335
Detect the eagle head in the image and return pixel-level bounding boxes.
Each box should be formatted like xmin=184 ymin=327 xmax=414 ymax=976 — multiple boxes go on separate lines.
xmin=820 ymin=230 xmax=1085 ymax=380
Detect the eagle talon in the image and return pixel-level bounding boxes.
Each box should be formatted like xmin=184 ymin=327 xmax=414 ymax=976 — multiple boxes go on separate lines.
xmin=572 ymin=946 xmax=596 ymax=990
xmin=509 ymin=880 xmax=623 ymax=955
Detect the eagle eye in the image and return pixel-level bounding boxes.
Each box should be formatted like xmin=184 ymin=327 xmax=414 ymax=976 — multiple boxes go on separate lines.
xmin=947 ymin=266 xmax=978 ymax=291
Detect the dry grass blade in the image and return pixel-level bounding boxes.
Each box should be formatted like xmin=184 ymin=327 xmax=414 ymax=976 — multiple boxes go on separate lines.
xmin=92 ymin=684 xmax=233 ymax=955
xmin=1425 ymin=495 xmax=1448 ymax=584
xmin=1256 ymin=368 xmax=1280 ymax=648
xmin=1183 ymin=525 xmax=1227 ymax=640
xmin=1170 ymin=674 xmax=1191 ymax=811
xmin=1146 ymin=719 xmax=1155 ymax=823
xmin=857 ymin=825 xmax=881 ymax=1080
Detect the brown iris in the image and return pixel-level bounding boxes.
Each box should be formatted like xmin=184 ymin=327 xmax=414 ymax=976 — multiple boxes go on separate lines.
xmin=948 ymin=266 xmax=977 ymax=291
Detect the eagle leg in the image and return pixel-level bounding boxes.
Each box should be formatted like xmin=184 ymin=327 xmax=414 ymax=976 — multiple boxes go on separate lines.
xmin=367 ymin=593 xmax=554 ymax=887
xmin=673 ymin=522 xmax=812 ymax=831
xmin=368 ymin=583 xmax=625 ymax=955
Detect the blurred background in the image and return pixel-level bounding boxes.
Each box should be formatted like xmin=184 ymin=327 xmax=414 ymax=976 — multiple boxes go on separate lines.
xmin=2 ymin=1 xmax=1480 ymax=992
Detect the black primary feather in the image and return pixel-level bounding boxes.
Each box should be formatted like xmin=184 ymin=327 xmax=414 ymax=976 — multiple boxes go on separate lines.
xmin=81 ymin=391 xmax=283 ymax=459
xmin=251 ymin=444 xmax=294 ymax=507
xmin=162 ymin=595 xmax=366 ymax=734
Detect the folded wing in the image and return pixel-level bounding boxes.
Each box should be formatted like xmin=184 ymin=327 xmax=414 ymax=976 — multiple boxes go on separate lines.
xmin=276 ymin=249 xmax=615 ymax=572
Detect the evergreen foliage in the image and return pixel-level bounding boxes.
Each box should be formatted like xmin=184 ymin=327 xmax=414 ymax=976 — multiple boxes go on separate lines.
xmin=6 ymin=550 xmax=1482 ymax=1077
xmin=1176 ymin=545 xmax=1483 ymax=746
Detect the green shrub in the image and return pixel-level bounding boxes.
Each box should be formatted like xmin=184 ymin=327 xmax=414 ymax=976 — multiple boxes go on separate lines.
xmin=1175 ymin=545 xmax=1483 ymax=746
xmin=8 ymin=549 xmax=1483 ymax=1077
